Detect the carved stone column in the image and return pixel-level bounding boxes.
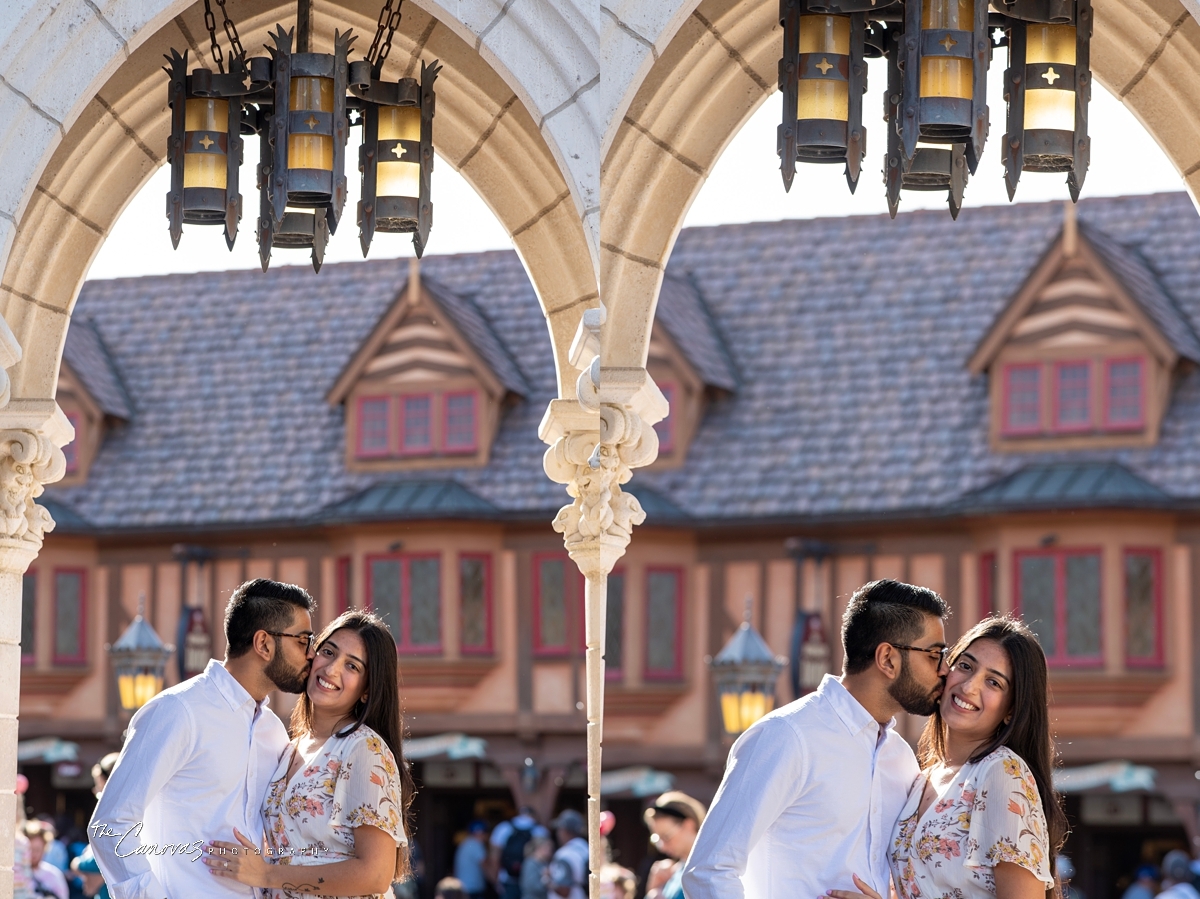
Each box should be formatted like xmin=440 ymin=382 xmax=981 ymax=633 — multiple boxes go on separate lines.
xmin=540 ymin=308 xmax=666 ymax=898
xmin=0 ymin=378 xmax=72 ymax=896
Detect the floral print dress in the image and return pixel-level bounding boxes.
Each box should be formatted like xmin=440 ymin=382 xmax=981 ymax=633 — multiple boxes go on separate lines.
xmin=261 ymin=725 xmax=407 ymax=899
xmin=890 ymin=747 xmax=1054 ymax=899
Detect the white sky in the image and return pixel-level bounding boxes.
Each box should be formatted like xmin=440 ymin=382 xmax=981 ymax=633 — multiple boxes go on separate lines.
xmin=88 ymin=65 xmax=1185 ymax=281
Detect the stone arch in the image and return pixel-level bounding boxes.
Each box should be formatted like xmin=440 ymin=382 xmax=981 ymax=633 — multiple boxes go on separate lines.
xmin=0 ymin=0 xmax=599 ymax=402
xmin=600 ymin=0 xmax=1200 ymax=371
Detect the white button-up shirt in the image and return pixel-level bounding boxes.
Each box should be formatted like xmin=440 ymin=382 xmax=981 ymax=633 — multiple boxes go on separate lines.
xmin=90 ymin=659 xmax=290 ymax=899
xmin=682 ymin=675 xmax=921 ymax=899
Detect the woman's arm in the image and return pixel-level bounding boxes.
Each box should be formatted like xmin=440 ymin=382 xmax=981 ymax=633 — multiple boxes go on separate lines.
xmin=994 ymin=861 xmax=1049 ymax=899
xmin=205 ymin=826 xmax=397 ymax=895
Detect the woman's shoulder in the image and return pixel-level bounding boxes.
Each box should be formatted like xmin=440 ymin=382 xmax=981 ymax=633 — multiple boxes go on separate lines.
xmin=972 ymin=745 xmax=1033 ymax=780
xmin=338 ymin=724 xmax=400 ymax=769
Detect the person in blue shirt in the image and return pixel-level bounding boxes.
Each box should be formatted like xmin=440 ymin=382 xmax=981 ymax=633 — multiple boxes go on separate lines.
xmin=455 ymin=821 xmax=490 ymax=899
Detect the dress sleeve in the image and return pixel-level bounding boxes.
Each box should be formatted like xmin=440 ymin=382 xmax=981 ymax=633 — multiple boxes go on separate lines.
xmin=963 ymin=752 xmax=1054 ymax=887
xmin=329 ymin=732 xmax=407 ymax=846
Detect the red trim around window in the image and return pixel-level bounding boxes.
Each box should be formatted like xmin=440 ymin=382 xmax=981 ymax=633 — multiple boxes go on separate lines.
xmin=63 ymin=412 xmax=81 ymax=474
xmin=1051 ymin=360 xmax=1092 ymax=433
xmin=979 ymin=552 xmax=996 ymax=619
xmin=1123 ymin=548 xmax=1163 ymax=668
xmin=1013 ymin=548 xmax=1103 ymax=668
xmin=532 ymin=552 xmax=584 ymax=656
xmin=442 ymin=391 xmax=479 ymax=454
xmin=398 ymin=393 xmax=434 ymax=456
xmin=655 ymin=384 xmax=676 ymax=454
xmin=335 ymin=556 xmax=351 ymax=616
xmin=52 ymin=568 xmax=87 ymax=665
xmin=1103 ymin=357 xmax=1146 ymax=431
xmin=1001 ymin=364 xmax=1043 ymax=436
xmin=644 ymin=566 xmax=685 ymax=681
xmin=21 ymin=570 xmax=35 ymax=665
xmin=459 ymin=553 xmax=493 ymax=655
xmin=355 ymin=396 xmax=392 ymax=458
xmin=365 ymin=553 xmax=443 ymax=653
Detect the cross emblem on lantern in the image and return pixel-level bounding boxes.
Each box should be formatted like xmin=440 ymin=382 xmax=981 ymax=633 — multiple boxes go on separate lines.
xmin=815 ymin=57 xmax=833 ymax=75
xmin=1042 ymin=66 xmax=1061 ymax=84
xmin=304 ymin=115 xmax=319 ymax=130
xmin=198 ymin=134 xmax=214 ymax=150
xmin=939 ymin=35 xmax=958 ymax=52
xmin=391 ymin=143 xmax=408 ymax=159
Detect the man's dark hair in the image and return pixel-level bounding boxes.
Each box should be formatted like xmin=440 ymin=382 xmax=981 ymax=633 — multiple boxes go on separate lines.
xmin=841 ymin=579 xmax=948 ymax=675
xmin=224 ymin=578 xmax=315 ymax=658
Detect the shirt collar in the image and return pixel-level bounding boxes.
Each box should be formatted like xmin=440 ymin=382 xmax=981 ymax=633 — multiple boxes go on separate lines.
xmin=205 ymin=659 xmax=266 ymax=713
xmin=818 ymin=674 xmax=896 ymax=737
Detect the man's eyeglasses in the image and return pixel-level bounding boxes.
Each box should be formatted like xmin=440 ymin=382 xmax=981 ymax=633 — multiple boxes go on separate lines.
xmin=890 ymin=643 xmax=950 ymax=665
xmin=265 ymin=631 xmax=315 ymax=652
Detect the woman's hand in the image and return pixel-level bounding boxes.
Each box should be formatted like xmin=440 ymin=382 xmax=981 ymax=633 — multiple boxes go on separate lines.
xmin=203 ymin=829 xmax=273 ymax=888
xmin=825 ymin=873 xmax=885 ymax=899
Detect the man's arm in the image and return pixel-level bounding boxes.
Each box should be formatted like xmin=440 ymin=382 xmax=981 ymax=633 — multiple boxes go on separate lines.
xmin=89 ymin=693 xmax=195 ymax=899
xmin=681 ymin=718 xmax=806 ymax=899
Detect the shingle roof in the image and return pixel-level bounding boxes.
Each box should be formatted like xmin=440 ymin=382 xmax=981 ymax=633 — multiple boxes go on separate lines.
xmin=422 ymin=275 xmax=530 ymax=396
xmin=47 ymin=192 xmax=1200 ymax=531
xmin=320 ymin=480 xmax=497 ymax=522
xmin=655 ymin=274 xmax=738 ymax=391
xmin=62 ymin=318 xmax=132 ymax=420
xmin=1079 ymin=221 xmax=1200 ymax=363
xmin=959 ymin=462 xmax=1170 ymax=513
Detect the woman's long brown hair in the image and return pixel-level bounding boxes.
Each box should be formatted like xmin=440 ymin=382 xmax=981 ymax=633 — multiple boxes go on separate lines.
xmin=290 ymin=610 xmax=416 ymax=881
xmin=918 ymin=616 xmax=1068 ymax=899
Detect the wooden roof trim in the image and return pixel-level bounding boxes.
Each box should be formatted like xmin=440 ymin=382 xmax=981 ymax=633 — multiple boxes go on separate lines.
xmin=326 ymin=261 xmax=505 ymax=405
xmin=57 ymin=360 xmax=105 ymax=422
xmin=648 ymin=319 xmax=704 ymax=395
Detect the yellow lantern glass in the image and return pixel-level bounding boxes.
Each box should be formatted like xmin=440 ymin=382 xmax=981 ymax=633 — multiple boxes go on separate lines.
xmin=799 ymin=15 xmax=850 ymax=53
xmin=1024 ymin=89 xmax=1075 ymax=130
xmin=183 ymin=98 xmax=228 ymax=190
xmin=288 ymin=76 xmax=335 ymax=171
xmin=1027 ymin=24 xmax=1076 ymax=65
xmin=117 ymin=670 xmax=165 ymax=711
xmin=920 ymin=0 xmax=975 ymax=100
xmin=377 ymin=106 xmax=422 ymax=199
xmin=797 ymin=16 xmax=850 ymax=122
xmin=720 ymin=688 xmax=776 ymax=735
xmin=1023 ymin=25 xmax=1076 ymax=132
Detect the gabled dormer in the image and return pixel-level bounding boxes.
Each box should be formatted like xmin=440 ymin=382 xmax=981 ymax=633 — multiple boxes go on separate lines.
xmin=328 ymin=261 xmax=527 ymax=472
xmin=968 ymin=211 xmax=1200 ymax=452
xmin=648 ymin=274 xmax=738 ymax=469
xmin=57 ymin=318 xmax=131 ymax=485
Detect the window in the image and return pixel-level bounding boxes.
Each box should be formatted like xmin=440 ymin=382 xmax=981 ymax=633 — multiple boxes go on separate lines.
xmin=606 ymin=570 xmax=624 ymax=680
xmin=1124 ymin=549 xmax=1162 ymax=667
xmin=654 ymin=384 xmax=676 ymax=453
xmin=335 ymin=556 xmax=351 ymax=616
xmin=1105 ymin=359 xmax=1145 ymax=430
xmin=1015 ymin=549 xmax=1101 ymax=667
xmin=1054 ymin=362 xmax=1091 ymax=431
xmin=400 ymin=395 xmax=433 ymax=454
xmin=533 ymin=554 xmax=583 ymax=656
xmin=1003 ymin=365 xmax=1042 ymax=435
xmin=366 ymin=555 xmax=441 ymax=652
xmin=460 ymin=555 xmax=492 ymax=654
xmin=356 ymin=397 xmax=391 ymax=457
xmin=21 ymin=571 xmax=35 ymax=664
xmin=443 ymin=392 xmax=478 ymax=453
xmin=53 ymin=569 xmax=86 ymax=665
xmin=979 ymin=552 xmax=997 ymax=619
xmin=645 ymin=568 xmax=683 ymax=680
xmin=63 ymin=412 xmax=81 ymax=474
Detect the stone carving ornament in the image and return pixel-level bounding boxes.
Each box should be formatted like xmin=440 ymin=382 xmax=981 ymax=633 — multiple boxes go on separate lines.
xmin=0 ymin=429 xmax=63 ymax=543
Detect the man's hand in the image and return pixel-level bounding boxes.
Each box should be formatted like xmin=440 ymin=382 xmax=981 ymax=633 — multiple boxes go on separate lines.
xmin=825 ymin=872 xmax=885 ymax=899
xmin=203 ymin=829 xmax=273 ymax=887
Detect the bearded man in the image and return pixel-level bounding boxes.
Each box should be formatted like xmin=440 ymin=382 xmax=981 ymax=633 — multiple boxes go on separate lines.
xmin=91 ymin=579 xmax=316 ymax=899
xmin=683 ymin=579 xmax=950 ymax=899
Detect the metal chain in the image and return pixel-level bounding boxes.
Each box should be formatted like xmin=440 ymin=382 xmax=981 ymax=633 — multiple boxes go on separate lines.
xmin=202 ymin=0 xmax=225 ymax=73
xmin=367 ymin=0 xmax=404 ymax=71
xmin=215 ymin=0 xmax=245 ymax=60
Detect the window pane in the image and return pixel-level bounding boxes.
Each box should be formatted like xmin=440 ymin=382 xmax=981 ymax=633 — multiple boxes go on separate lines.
xmin=409 ymin=558 xmax=441 ymax=647
xmin=1006 ymin=367 xmax=1041 ymax=432
xmin=402 ymin=396 xmax=431 ymax=450
xmin=21 ymin=573 xmax=35 ymax=657
xmin=1125 ymin=552 xmax=1158 ymax=660
xmin=460 ymin=558 xmax=488 ymax=650
xmin=444 ymin=394 xmax=476 ymax=450
xmin=1065 ymin=553 xmax=1101 ymax=658
xmin=1020 ymin=555 xmax=1056 ymax=657
xmin=538 ymin=559 xmax=566 ymax=649
xmin=606 ymin=572 xmax=624 ymax=673
xmin=54 ymin=571 xmax=83 ymax=661
xmin=370 ymin=560 xmax=402 ymax=644
xmin=1108 ymin=360 xmax=1143 ymax=426
xmin=646 ymin=571 xmax=680 ymax=675
xmin=1056 ymin=363 xmax=1090 ymax=427
xmin=358 ymin=398 xmax=390 ymax=454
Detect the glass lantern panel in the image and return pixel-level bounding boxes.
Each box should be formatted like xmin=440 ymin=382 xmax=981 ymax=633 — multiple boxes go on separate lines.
xmin=1026 ymin=24 xmax=1076 ymax=65
xmin=378 ymin=162 xmax=420 ymax=199
xmin=797 ymin=81 xmax=849 ymax=121
xmin=920 ymin=57 xmax=972 ymax=99
xmin=379 ymin=106 xmax=421 ymax=141
xmin=1024 ymin=89 xmax=1075 ymax=131
xmin=921 ymin=0 xmax=973 ymax=29
xmin=183 ymin=98 xmax=228 ymax=190
xmin=798 ymin=15 xmax=850 ymax=54
xmin=720 ymin=690 xmax=741 ymax=734
xmin=288 ymin=77 xmax=335 ymax=172
xmin=118 ymin=673 xmax=137 ymax=711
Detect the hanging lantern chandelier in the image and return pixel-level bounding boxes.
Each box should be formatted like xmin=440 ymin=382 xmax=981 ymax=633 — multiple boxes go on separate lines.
xmin=778 ymin=0 xmax=1092 ymax=216
xmin=165 ymin=0 xmax=438 ymax=271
